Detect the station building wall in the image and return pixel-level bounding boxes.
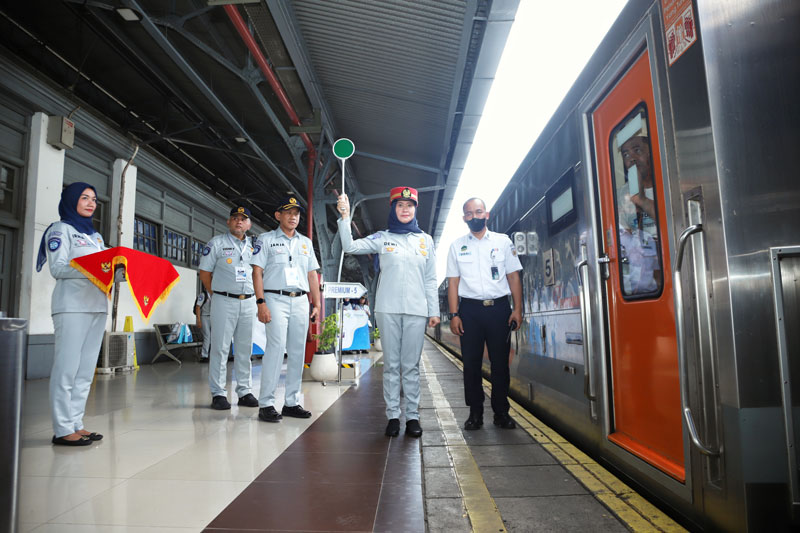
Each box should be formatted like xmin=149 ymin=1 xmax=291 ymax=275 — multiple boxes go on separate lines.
xmin=0 ymin=54 xmax=262 ymax=379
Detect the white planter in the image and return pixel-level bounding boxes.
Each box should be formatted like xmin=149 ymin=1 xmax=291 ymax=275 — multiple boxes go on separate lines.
xmin=373 ymin=339 xmax=382 ymax=352
xmin=309 ymin=351 xmax=338 ymax=381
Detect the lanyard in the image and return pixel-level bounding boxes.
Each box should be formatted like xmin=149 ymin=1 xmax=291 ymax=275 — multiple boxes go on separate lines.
xmin=81 ymin=232 xmax=101 ymax=250
xmin=226 ymin=233 xmax=248 ymax=263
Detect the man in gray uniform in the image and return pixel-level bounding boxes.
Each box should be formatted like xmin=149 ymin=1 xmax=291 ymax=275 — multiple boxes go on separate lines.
xmin=198 ymin=206 xmax=259 ymax=410
xmin=251 ymin=195 xmax=321 ymax=423
xmin=194 ymin=287 xmax=211 ymax=362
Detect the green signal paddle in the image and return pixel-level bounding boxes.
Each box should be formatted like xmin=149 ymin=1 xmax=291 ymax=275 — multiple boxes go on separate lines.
xmin=333 ymin=138 xmax=355 ymax=282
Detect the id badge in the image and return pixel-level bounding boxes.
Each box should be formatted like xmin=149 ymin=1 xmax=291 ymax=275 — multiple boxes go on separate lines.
xmin=235 ymin=266 xmax=248 ymax=282
xmin=491 ymin=266 xmax=499 ymax=280
xmin=284 ymin=266 xmax=300 ymax=286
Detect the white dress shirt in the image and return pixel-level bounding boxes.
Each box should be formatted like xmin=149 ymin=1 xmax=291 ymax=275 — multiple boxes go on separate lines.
xmin=446 ymin=230 xmax=522 ymax=300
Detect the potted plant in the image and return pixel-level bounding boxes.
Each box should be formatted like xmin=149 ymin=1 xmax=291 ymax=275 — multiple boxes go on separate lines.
xmin=372 ymin=326 xmax=382 ymax=352
xmin=309 ymin=313 xmax=339 ymax=381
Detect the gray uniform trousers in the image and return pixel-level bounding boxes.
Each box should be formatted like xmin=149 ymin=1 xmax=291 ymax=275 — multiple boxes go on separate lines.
xmin=209 ymin=295 xmax=255 ymax=398
xmin=200 ymin=311 xmax=211 ymax=359
xmin=375 ymin=312 xmax=427 ymax=421
xmin=259 ymin=292 xmax=309 ymax=408
xmin=50 ymin=312 xmax=106 ymax=437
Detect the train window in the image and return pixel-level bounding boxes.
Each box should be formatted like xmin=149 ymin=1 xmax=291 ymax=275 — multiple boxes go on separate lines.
xmin=608 ymin=104 xmax=664 ymax=299
xmin=546 ymin=168 xmax=577 ymax=235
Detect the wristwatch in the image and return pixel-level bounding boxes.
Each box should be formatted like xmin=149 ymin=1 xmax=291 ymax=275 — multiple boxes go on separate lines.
xmin=448 ymin=312 xmax=459 ymax=319
xmin=256 ymin=298 xmax=265 ymax=305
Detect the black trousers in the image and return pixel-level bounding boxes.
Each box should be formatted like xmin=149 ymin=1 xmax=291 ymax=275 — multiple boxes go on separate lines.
xmin=458 ymin=296 xmax=512 ymax=416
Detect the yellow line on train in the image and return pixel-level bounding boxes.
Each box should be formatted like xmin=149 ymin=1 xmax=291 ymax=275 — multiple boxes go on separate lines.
xmin=430 ymin=341 xmax=685 ymax=533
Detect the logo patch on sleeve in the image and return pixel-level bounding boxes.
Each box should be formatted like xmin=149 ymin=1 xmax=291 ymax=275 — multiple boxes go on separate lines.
xmin=202 ymin=246 xmax=211 ymax=256
xmin=48 ymin=237 xmax=61 ymax=251
xmin=367 ymin=233 xmax=380 ymax=240
xmin=253 ymin=244 xmax=261 ymax=255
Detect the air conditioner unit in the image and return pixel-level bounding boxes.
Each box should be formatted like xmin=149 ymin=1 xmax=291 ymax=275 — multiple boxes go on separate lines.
xmin=99 ymin=332 xmax=135 ymax=374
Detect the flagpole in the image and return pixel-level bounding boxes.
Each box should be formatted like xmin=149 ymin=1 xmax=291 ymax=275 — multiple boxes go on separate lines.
xmin=112 ymin=144 xmax=139 ymax=331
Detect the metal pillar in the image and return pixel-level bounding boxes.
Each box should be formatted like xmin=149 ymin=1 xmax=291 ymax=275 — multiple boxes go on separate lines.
xmin=0 ymin=318 xmax=27 ymax=533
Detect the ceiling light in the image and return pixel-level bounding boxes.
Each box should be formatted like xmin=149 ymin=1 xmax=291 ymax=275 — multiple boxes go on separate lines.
xmin=234 ymin=136 xmax=247 ymax=143
xmin=115 ymin=8 xmax=141 ymax=21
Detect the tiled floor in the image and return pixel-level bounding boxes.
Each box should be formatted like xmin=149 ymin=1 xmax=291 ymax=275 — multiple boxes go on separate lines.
xmin=18 ymin=340 xmax=686 ymax=532
xmin=18 ymin=354 xmax=370 ymax=532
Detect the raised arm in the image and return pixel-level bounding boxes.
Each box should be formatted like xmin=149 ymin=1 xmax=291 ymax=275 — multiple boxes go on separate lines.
xmin=336 ymin=194 xmax=382 ymax=255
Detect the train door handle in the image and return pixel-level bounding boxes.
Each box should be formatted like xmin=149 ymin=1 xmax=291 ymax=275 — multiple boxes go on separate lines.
xmin=576 ymin=250 xmax=597 ymax=408
xmin=674 ymin=223 xmax=720 ymax=456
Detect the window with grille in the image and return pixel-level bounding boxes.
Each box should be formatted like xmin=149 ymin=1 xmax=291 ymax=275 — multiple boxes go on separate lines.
xmin=190 ymin=239 xmax=205 ymax=268
xmin=134 ymin=217 xmax=159 ymax=255
xmin=163 ymin=228 xmax=188 ymax=265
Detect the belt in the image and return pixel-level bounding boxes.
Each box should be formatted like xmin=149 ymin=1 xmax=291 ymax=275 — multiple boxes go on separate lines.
xmin=460 ymin=295 xmax=509 ymax=307
xmin=265 ymin=289 xmax=307 ymax=298
xmin=213 ymin=291 xmax=254 ymax=300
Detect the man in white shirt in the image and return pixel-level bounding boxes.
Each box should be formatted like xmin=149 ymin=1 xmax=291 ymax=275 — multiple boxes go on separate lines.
xmin=446 ymin=198 xmax=523 ymax=430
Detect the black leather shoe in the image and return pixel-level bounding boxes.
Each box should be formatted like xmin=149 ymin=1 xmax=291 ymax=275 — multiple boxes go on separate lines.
xmin=464 ymin=415 xmax=483 ymax=430
xmin=80 ymin=432 xmax=103 ymax=441
xmin=282 ymin=405 xmax=312 ymax=418
xmin=493 ymin=413 xmax=516 ymax=429
xmin=238 ymin=393 xmax=258 ymax=407
xmin=385 ymin=418 xmax=400 ymax=437
xmin=211 ymin=396 xmax=231 ymax=410
xmin=258 ymin=406 xmax=283 ymax=422
xmin=52 ymin=435 xmax=92 ymax=446
xmin=405 ymin=419 xmax=423 ymax=438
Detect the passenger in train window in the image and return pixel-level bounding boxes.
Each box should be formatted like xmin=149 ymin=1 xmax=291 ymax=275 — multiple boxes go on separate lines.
xmin=614 ymin=121 xmax=662 ymax=296
xmin=251 ymin=195 xmax=321 ymax=423
xmin=198 ymin=206 xmax=259 ymax=411
xmin=445 ymin=198 xmax=523 ymax=430
xmin=336 ymin=188 xmax=440 ymax=438
xmin=36 ymin=182 xmax=110 ymax=446
xmin=620 ymin=135 xmax=656 ymax=235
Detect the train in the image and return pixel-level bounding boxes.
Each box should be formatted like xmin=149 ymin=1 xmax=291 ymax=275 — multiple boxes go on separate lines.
xmin=428 ymin=0 xmax=799 ymax=530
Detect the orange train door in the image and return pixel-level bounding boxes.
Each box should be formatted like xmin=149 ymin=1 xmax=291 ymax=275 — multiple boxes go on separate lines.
xmin=592 ymin=51 xmax=684 ymax=481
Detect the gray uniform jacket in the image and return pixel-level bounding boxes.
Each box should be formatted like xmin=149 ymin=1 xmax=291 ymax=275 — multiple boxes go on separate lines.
xmin=338 ymin=217 xmax=439 ymax=318
xmin=198 ymin=232 xmax=255 ymax=294
xmin=44 ymin=221 xmax=108 ymax=314
xmin=251 ymin=228 xmax=319 ymax=291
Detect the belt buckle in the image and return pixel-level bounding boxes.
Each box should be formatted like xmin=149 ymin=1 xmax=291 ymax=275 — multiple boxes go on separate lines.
xmin=482 ymin=299 xmax=494 ymax=306
xmin=289 ymin=291 xmax=298 ymax=297
xmin=238 ymin=294 xmax=245 ymax=300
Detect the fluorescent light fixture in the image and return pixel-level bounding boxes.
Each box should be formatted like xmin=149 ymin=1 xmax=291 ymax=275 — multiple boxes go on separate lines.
xmin=207 ymin=0 xmax=261 ymax=5
xmin=234 ymin=136 xmax=248 ymax=143
xmin=115 ymin=8 xmax=141 ymax=21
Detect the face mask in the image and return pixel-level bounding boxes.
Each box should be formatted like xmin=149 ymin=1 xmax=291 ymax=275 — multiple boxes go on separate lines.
xmin=466 ymin=217 xmax=487 ymax=232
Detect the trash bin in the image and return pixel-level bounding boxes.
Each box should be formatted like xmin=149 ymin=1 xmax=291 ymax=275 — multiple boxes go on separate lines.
xmin=0 ymin=317 xmax=27 ymax=533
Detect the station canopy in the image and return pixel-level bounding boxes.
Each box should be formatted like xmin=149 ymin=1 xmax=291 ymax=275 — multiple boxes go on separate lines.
xmin=0 ymin=0 xmax=517 ymax=260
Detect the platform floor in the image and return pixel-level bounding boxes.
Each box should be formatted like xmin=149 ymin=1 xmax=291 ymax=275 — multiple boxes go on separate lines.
xmin=18 ymin=339 xmax=685 ymax=532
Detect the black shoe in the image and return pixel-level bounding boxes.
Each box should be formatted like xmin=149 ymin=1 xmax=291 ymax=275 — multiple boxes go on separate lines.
xmin=238 ymin=393 xmax=258 ymax=407
xmin=405 ymin=419 xmax=423 ymax=438
xmin=385 ymin=418 xmax=400 ymax=437
xmin=281 ymin=404 xmax=312 ymax=418
xmin=464 ymin=415 xmax=483 ymax=430
xmin=493 ymin=413 xmax=516 ymax=429
xmin=258 ymin=406 xmax=283 ymax=422
xmin=52 ymin=435 xmax=92 ymax=446
xmin=80 ymin=432 xmax=103 ymax=441
xmin=211 ymin=396 xmax=231 ymax=410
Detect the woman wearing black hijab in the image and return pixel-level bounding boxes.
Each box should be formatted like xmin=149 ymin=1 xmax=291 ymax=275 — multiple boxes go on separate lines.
xmin=37 ymin=182 xmax=108 ymax=446
xmin=336 ymin=187 xmax=440 ymax=438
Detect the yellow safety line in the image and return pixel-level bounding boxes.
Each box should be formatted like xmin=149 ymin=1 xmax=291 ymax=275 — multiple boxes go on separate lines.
xmin=429 ymin=342 xmax=685 ymax=533
xmin=421 ymin=352 xmax=507 ymax=533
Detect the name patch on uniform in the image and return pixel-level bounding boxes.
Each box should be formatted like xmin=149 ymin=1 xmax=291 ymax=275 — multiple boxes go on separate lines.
xmin=202 ymin=246 xmax=211 ymax=256
xmin=48 ymin=237 xmax=61 ymax=251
